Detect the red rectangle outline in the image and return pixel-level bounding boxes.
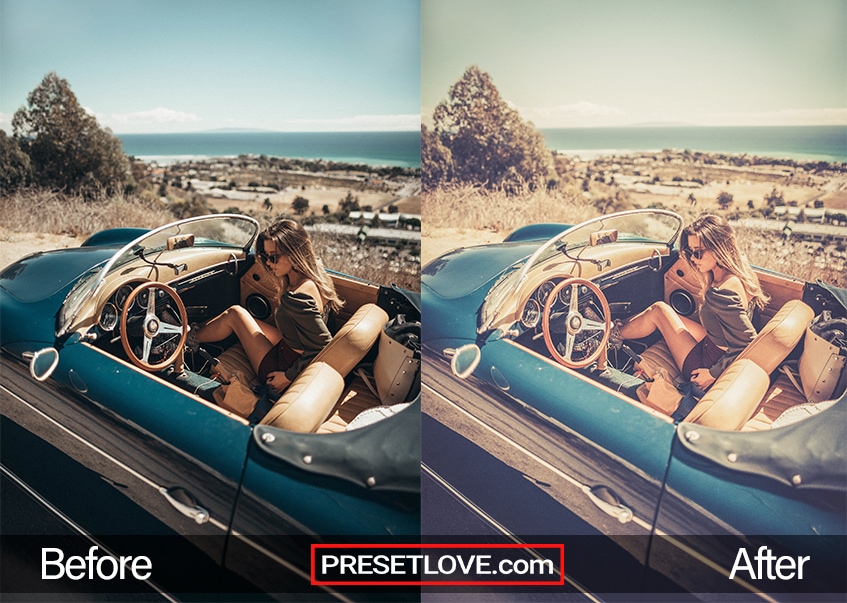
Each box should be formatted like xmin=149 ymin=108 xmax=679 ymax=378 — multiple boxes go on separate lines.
xmin=310 ymin=543 xmax=565 ymax=586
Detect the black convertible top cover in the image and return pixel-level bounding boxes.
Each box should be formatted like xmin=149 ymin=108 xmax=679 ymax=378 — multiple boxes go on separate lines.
xmin=253 ymin=398 xmax=420 ymax=493
xmin=678 ymin=397 xmax=846 ymax=492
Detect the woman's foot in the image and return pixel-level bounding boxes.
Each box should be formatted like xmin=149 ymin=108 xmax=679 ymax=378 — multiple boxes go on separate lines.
xmin=608 ymin=319 xmax=625 ymax=350
xmin=186 ymin=323 xmax=201 ymax=351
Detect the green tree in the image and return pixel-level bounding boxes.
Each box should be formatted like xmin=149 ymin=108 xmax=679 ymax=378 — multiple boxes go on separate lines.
xmin=292 ymin=195 xmax=310 ymax=215
xmin=421 ymin=124 xmax=452 ymax=192
xmin=11 ymin=72 xmax=130 ymax=196
xmin=717 ymin=191 xmax=734 ymax=210
xmin=0 ymin=130 xmax=32 ymax=192
xmin=430 ymin=65 xmax=555 ymax=191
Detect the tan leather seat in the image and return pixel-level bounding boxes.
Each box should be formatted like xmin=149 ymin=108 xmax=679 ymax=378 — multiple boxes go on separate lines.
xmin=260 ymin=303 xmax=388 ymax=432
xmin=683 ymin=300 xmax=813 ymax=429
xmin=638 ymin=340 xmax=683 ymax=385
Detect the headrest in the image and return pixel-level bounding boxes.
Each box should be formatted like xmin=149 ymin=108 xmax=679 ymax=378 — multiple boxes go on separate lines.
xmin=312 ymin=303 xmax=388 ymax=377
xmin=734 ymin=300 xmax=814 ymax=375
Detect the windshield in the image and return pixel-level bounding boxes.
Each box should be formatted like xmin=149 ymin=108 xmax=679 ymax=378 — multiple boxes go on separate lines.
xmin=57 ymin=215 xmax=259 ymax=337
xmin=479 ymin=210 xmax=683 ymax=333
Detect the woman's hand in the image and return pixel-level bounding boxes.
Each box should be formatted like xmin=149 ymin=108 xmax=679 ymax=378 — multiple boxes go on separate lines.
xmin=690 ymin=368 xmax=716 ymax=390
xmin=266 ymin=371 xmax=292 ymax=393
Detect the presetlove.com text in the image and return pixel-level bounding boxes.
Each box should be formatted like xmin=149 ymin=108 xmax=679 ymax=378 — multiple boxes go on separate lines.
xmin=311 ymin=544 xmax=564 ymax=586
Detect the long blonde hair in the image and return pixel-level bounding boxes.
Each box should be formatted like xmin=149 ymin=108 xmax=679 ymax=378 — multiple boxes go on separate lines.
xmin=257 ymin=219 xmax=344 ymax=314
xmin=681 ymin=215 xmax=769 ymax=310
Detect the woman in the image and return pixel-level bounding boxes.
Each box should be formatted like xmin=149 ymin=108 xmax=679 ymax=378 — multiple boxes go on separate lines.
xmin=189 ymin=219 xmax=343 ymax=393
xmin=611 ymin=215 xmax=768 ymax=390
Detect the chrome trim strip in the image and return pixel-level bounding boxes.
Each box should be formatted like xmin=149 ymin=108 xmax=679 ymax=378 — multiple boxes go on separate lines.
xmin=423 ymin=382 xmax=654 ymax=532
xmin=228 ymin=531 xmax=353 ymax=603
xmin=422 ymin=462 xmax=601 ymax=603
xmin=0 ymin=462 xmax=178 ymax=603
xmin=0 ymin=383 xmax=229 ymax=533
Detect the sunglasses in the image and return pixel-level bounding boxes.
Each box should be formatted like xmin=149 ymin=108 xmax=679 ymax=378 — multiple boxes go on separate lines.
xmin=259 ymin=251 xmax=285 ymax=264
xmin=684 ymin=248 xmax=708 ymax=261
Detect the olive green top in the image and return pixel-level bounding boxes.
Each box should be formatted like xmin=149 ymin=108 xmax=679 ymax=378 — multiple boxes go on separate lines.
xmin=275 ymin=291 xmax=332 ymax=382
xmin=699 ymin=287 xmax=757 ymax=379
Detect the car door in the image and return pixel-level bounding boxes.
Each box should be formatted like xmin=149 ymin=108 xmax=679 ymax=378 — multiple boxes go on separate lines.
xmin=1 ymin=335 xmax=250 ymax=595
xmin=423 ymin=335 xmax=675 ymax=596
xmin=221 ymin=404 xmax=421 ymax=599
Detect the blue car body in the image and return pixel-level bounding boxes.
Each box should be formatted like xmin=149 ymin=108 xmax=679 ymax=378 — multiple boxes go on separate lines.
xmin=1 ymin=215 xmax=420 ymax=600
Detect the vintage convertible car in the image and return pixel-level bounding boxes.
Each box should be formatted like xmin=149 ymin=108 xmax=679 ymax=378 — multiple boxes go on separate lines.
xmin=0 ymin=214 xmax=420 ymax=599
xmin=421 ymin=209 xmax=845 ymax=599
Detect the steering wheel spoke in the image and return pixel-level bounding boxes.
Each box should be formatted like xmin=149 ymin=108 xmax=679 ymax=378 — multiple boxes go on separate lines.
xmin=120 ymin=282 xmax=188 ymax=371
xmin=541 ymin=277 xmax=611 ymax=369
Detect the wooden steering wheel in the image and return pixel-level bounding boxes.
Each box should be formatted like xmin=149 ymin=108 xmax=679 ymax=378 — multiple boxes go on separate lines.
xmin=120 ymin=282 xmax=188 ymax=371
xmin=541 ymin=277 xmax=611 ymax=369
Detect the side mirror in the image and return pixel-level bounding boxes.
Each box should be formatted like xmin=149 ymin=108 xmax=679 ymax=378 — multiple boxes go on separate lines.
xmin=26 ymin=347 xmax=59 ymax=381
xmin=444 ymin=343 xmax=481 ymax=379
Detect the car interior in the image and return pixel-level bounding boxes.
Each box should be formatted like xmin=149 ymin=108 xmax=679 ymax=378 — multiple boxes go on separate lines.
xmin=82 ymin=241 xmax=419 ymax=433
xmin=507 ymin=235 xmax=845 ymax=432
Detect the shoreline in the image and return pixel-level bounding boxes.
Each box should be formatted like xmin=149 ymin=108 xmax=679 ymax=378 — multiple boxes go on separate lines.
xmin=553 ymin=148 xmax=846 ymax=164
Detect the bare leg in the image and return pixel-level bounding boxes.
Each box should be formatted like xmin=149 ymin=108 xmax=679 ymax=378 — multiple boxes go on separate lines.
xmin=195 ymin=306 xmax=282 ymax=373
xmin=619 ymin=302 xmax=706 ymax=370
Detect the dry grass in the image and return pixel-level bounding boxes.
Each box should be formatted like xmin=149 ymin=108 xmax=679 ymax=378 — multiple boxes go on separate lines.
xmin=1 ymin=189 xmax=174 ymax=235
xmin=422 ymin=182 xmax=594 ymax=236
xmin=1 ymin=189 xmax=420 ymax=291
xmin=424 ymin=184 xmax=846 ymax=289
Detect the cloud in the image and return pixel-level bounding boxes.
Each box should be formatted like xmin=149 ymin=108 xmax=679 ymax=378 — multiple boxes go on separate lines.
xmin=0 ymin=112 xmax=12 ymax=132
xmin=520 ymin=101 xmax=626 ymax=127
xmin=97 ymin=107 xmax=203 ymax=132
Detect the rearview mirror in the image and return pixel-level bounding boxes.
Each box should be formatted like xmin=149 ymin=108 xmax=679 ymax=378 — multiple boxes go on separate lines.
xmin=27 ymin=347 xmax=59 ymax=381
xmin=445 ymin=344 xmax=481 ymax=379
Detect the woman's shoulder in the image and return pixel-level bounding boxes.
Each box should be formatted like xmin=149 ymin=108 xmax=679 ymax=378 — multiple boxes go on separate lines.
xmin=281 ymin=281 xmax=323 ymax=310
xmin=708 ymin=276 xmax=748 ymax=305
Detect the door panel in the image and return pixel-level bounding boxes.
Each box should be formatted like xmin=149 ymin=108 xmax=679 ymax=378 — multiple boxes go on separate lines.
xmin=1 ymin=341 xmax=250 ymax=593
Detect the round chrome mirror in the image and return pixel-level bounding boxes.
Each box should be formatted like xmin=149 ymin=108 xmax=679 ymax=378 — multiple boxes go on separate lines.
xmin=28 ymin=347 xmax=59 ymax=382
xmin=447 ymin=343 xmax=481 ymax=379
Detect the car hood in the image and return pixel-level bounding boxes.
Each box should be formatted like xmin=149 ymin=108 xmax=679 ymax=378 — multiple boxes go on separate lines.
xmin=421 ymin=241 xmax=537 ymax=300
xmin=0 ymin=247 xmax=116 ymax=303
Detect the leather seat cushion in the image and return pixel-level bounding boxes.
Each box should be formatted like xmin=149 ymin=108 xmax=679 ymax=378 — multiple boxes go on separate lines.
xmin=260 ymin=362 xmax=344 ymax=432
xmin=683 ymin=359 xmax=771 ymax=430
xmin=311 ymin=303 xmax=388 ymax=377
xmin=734 ymin=299 xmax=813 ymax=374
xmin=638 ymin=340 xmax=683 ymax=385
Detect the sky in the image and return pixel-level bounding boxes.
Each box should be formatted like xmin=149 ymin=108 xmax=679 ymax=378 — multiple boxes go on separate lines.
xmin=422 ymin=0 xmax=847 ymax=128
xmin=0 ymin=0 xmax=421 ymax=134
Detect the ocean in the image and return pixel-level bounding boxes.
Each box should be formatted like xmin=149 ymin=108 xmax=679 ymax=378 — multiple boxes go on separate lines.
xmin=117 ymin=130 xmax=421 ymax=168
xmin=541 ymin=125 xmax=846 ymax=163
xmin=117 ymin=126 xmax=845 ymax=168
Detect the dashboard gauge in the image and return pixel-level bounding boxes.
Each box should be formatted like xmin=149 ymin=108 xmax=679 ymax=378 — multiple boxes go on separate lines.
xmin=115 ymin=284 xmax=134 ymax=310
xmin=136 ymin=288 xmax=150 ymax=309
xmin=535 ymin=280 xmax=555 ymax=305
xmin=558 ymin=282 xmax=574 ymax=306
xmin=99 ymin=302 xmax=119 ymax=331
xmin=520 ymin=298 xmax=542 ymax=329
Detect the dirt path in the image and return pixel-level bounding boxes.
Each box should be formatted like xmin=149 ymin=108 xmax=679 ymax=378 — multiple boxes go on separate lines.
xmin=0 ymin=228 xmax=85 ymax=270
